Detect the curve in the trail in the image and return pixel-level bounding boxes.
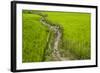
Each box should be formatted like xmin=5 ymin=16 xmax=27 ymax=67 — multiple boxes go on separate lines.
xmin=40 ymin=17 xmax=65 ymax=61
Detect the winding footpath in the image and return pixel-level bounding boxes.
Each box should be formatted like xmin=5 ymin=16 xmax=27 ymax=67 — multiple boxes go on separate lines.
xmin=40 ymin=17 xmax=65 ymax=61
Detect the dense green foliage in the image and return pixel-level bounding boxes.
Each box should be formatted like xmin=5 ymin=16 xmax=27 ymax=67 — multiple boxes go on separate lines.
xmin=44 ymin=12 xmax=91 ymax=59
xmin=22 ymin=10 xmax=91 ymax=62
xmin=22 ymin=12 xmax=49 ymax=62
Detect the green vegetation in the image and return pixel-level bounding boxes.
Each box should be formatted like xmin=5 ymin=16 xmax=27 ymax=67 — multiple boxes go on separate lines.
xmin=22 ymin=11 xmax=49 ymax=62
xmin=44 ymin=12 xmax=91 ymax=59
xmin=22 ymin=10 xmax=91 ymax=63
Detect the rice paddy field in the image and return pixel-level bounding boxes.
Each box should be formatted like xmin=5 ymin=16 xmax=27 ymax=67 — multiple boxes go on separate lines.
xmin=22 ymin=10 xmax=91 ymax=63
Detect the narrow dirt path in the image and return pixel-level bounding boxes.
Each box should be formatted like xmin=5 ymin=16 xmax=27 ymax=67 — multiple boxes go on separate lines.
xmin=40 ymin=17 xmax=65 ymax=61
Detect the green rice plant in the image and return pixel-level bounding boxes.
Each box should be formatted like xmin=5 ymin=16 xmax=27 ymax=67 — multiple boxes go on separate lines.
xmin=22 ymin=10 xmax=91 ymax=62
